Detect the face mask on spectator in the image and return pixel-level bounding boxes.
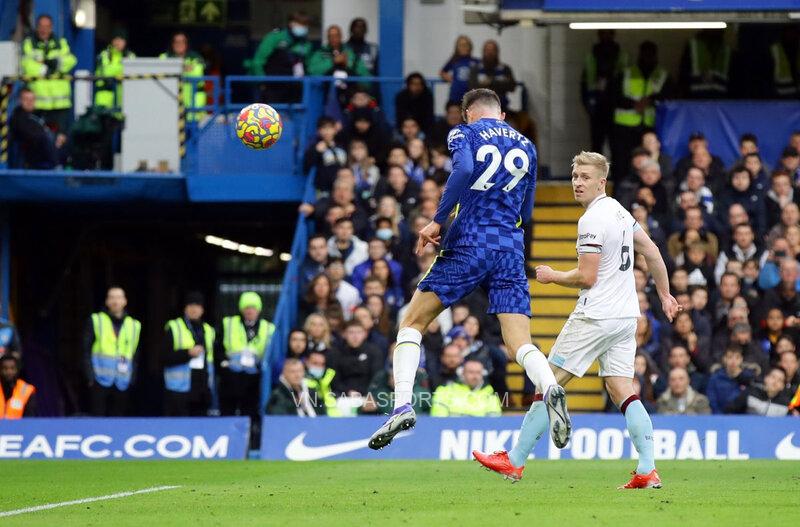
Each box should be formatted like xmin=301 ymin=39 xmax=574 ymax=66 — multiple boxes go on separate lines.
xmin=291 ymin=25 xmax=309 ymax=38
xmin=308 ymin=366 xmax=325 ymax=378
xmin=376 ymin=228 xmax=393 ymax=241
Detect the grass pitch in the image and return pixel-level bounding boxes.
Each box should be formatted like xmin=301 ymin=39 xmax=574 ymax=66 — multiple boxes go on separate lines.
xmin=2 ymin=460 xmax=797 ymax=526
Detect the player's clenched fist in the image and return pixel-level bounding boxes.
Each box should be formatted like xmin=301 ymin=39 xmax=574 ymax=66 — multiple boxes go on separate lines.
xmin=416 ymin=221 xmax=442 ymax=256
xmin=534 ymin=265 xmax=556 ymax=284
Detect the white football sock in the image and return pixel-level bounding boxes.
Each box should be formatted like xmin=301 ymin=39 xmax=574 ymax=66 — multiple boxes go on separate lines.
xmin=516 ymin=344 xmax=557 ymax=391
xmin=393 ymin=327 xmax=422 ymax=410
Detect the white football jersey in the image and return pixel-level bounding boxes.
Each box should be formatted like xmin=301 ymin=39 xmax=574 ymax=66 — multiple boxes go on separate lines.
xmin=573 ymin=195 xmax=641 ymax=319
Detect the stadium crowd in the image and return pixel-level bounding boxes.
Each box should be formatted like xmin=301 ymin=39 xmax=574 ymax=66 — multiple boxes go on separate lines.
xmin=4 ymin=11 xmax=800 ymax=421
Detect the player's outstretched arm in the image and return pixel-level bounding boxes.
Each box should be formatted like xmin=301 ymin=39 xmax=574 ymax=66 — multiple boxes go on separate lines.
xmin=633 ymin=228 xmax=680 ymax=322
xmin=535 ymin=253 xmax=600 ymax=289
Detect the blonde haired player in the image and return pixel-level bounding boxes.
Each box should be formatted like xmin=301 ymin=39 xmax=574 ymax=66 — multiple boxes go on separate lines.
xmin=474 ymin=151 xmax=680 ymax=489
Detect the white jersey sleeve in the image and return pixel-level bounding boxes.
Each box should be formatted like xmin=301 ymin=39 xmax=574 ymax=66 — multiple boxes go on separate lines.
xmin=573 ymin=197 xmax=641 ymax=320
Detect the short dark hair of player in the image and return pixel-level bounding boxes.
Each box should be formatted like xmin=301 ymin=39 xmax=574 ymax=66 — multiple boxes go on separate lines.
xmin=740 ymin=132 xmax=758 ymax=146
xmin=461 ymin=88 xmax=501 ymax=118
xmin=290 ymin=11 xmax=310 ymax=25
xmin=317 ymin=116 xmax=337 ymax=129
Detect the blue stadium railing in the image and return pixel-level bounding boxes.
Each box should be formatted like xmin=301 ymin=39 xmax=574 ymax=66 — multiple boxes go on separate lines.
xmin=259 ymin=167 xmax=317 ymax=411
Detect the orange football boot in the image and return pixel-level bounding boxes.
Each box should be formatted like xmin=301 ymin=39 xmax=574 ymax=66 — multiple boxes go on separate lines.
xmin=619 ymin=469 xmax=662 ymax=489
xmin=472 ymin=450 xmax=524 ymax=483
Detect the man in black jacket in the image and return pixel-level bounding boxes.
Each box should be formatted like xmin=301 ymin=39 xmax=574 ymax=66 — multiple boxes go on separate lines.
xmin=10 ymin=88 xmax=64 ymax=168
xmin=328 ymin=320 xmax=382 ymax=398
xmin=266 ymin=358 xmax=323 ymax=416
xmin=726 ymin=367 xmax=792 ymax=416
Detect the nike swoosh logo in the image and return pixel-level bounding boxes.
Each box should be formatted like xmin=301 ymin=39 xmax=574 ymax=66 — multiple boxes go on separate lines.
xmin=284 ymin=431 xmax=412 ymax=461
xmin=775 ymin=432 xmax=800 ymax=460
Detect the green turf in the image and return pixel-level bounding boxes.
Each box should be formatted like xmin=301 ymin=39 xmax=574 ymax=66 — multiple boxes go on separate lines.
xmin=1 ymin=460 xmax=797 ymax=526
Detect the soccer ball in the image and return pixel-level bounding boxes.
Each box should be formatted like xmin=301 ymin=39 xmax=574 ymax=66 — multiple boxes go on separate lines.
xmin=235 ymin=103 xmax=283 ymax=149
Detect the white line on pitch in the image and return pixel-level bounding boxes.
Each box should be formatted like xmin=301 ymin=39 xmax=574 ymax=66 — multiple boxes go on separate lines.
xmin=0 ymin=485 xmax=182 ymax=518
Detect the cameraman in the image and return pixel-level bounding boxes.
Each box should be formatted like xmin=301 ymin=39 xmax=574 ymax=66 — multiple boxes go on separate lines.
xmin=758 ymin=237 xmax=800 ymax=291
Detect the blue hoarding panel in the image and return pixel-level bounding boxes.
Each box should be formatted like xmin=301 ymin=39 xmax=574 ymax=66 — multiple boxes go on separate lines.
xmin=656 ymin=101 xmax=800 ymax=168
xmin=0 ymin=418 xmax=250 ymax=460
xmin=261 ymin=415 xmax=800 ymax=461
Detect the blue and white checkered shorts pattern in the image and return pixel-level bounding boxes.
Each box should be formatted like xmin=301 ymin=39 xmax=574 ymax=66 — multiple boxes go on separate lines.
xmin=418 ymin=246 xmax=531 ymax=316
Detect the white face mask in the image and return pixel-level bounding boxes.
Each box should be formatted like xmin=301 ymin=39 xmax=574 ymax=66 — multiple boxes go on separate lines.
xmin=291 ymin=25 xmax=309 ymax=38
xmin=307 ymin=366 xmax=325 ymax=378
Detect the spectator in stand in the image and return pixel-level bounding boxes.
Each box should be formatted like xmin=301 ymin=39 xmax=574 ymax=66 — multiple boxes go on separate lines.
xmin=395 ymin=72 xmax=434 ymax=135
xmin=304 ymin=313 xmax=333 ymax=354
xmin=325 ymin=258 xmax=361 ymax=320
xmin=682 ymin=242 xmax=715 ymax=288
xmin=765 ymin=169 xmax=798 ymax=229
xmin=303 ymin=350 xmax=337 ymax=416
xmin=430 ymin=101 xmax=464 ymax=149
xmin=365 ymin=343 xmax=431 ymax=415
xmin=678 ymin=166 xmax=715 ymax=215
xmin=656 ymin=367 xmax=711 ymax=415
xmin=757 ymin=309 xmax=789 ymax=358
xmin=725 ymin=366 xmax=792 ymax=416
xmin=636 ymin=159 xmax=670 ymax=225
xmin=353 ymin=305 xmax=389 ymax=357
xmin=351 ymin=238 xmax=404 ymax=294
xmin=777 ymin=146 xmax=800 ymax=183
xmin=327 ymin=217 xmax=368 ymax=275
xmin=757 ymin=258 xmax=800 ymax=326
xmin=715 ymin=224 xmax=766 ymax=284
xmin=246 ymin=11 xmax=312 ymax=102
xmin=375 ymin=165 xmax=421 ymax=218
xmin=706 ymin=345 xmax=756 ymax=414
xmin=300 ymin=273 xmax=342 ymax=322
xmin=0 ymin=355 xmax=36 ymax=418
xmin=758 ymin=237 xmax=798 ymax=291
xmin=766 ymin=202 xmax=800 ymax=246
xmin=430 ymin=359 xmax=502 ymax=417
xmin=440 ymin=35 xmax=479 ymax=105
xmin=339 ymin=90 xmax=392 ymax=164
xmin=299 ymin=234 xmax=329 ymax=293
xmin=368 ymin=260 xmax=405 ymax=310
xmin=162 ymin=292 xmax=215 ymax=417
xmin=689 ymin=286 xmax=713 ymax=339
xmin=641 ymin=128 xmax=673 ymax=180
xmin=712 ymin=272 xmax=742 ymax=328
xmin=729 ymin=321 xmax=770 ymax=372
xmin=742 ymin=153 xmax=769 ymax=194
xmin=711 ymin=305 xmax=748 ymax=358
xmin=314 ymin=174 xmax=370 ymax=238
xmin=654 ymin=345 xmax=708 ymax=397
xmin=674 ymin=132 xmax=725 ymax=188
xmin=304 ymin=117 xmax=347 ymax=194
xmin=84 ymin=286 xmax=140 ymax=417
xmin=666 ymin=311 xmax=711 ymax=373
xmin=778 ymin=349 xmax=800 ymax=389
xmin=328 ymin=320 xmax=383 ymax=400
xmin=0 ymin=312 xmax=22 ymax=362
xmin=462 ymin=315 xmax=507 ymax=396
xmin=718 ymin=164 xmax=767 ymax=237
xmin=469 ymin=40 xmax=516 ymax=111
xmin=365 ymin=294 xmax=392 ymax=338
xmin=678 ymin=30 xmax=731 ymax=99
xmin=633 ymin=352 xmax=659 ymax=411
xmin=429 ymin=342 xmax=464 ymax=390
xmin=667 ymin=205 xmax=719 ymax=261
xmin=407 ymin=139 xmax=430 ymax=184
xmin=635 ymin=315 xmax=660 ymax=357
xmin=307 ymin=24 xmax=370 ymax=78
xmin=266 ymin=358 xmax=323 ymax=416
xmin=741 ymin=259 xmax=762 ymax=305
xmin=347 ymin=18 xmax=378 ymax=76
xmin=348 ymin=139 xmax=380 ymax=203
xmin=10 ymin=88 xmax=65 ymax=169
xmin=737 ymin=132 xmax=759 ymax=159
xmin=286 ymin=328 xmax=309 ymax=360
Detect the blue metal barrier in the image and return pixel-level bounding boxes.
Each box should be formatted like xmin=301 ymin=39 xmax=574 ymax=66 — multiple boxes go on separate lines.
xmin=259 ymin=168 xmax=317 ymax=412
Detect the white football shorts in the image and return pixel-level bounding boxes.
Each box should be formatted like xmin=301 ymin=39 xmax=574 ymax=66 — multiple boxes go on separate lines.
xmin=547 ymin=314 xmax=638 ymax=378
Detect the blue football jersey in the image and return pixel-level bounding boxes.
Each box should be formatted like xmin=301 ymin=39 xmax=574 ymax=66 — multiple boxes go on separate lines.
xmin=443 ymin=118 xmax=537 ymax=255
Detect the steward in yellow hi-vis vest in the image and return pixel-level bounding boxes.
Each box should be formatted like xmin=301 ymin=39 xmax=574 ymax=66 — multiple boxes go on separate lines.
xmin=770 ymin=27 xmax=800 ymax=99
xmin=610 ymin=40 xmax=672 ymax=182
xmin=0 ymin=355 xmax=36 ymax=419
xmin=430 ymin=359 xmax=502 ymax=417
xmin=163 ymin=292 xmax=215 ymax=417
xmin=94 ymin=29 xmax=136 ymax=109
xmin=218 ymin=292 xmax=275 ymax=433
xmin=159 ymin=32 xmax=207 ymax=121
xmin=679 ymin=31 xmax=731 ymax=98
xmin=83 ymin=287 xmax=140 ymax=417
xmin=19 ymin=14 xmax=77 ymax=133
